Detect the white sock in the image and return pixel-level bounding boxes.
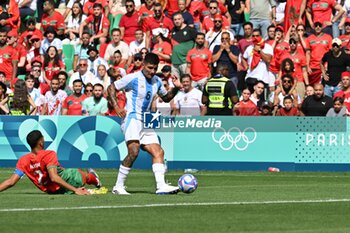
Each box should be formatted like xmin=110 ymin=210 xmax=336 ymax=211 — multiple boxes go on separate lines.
xmin=152 ymin=163 xmax=166 ymax=189
xmin=115 ymin=165 xmax=131 ymax=188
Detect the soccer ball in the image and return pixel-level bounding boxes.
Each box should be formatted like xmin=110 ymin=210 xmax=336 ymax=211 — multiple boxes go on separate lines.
xmin=178 ymin=174 xmax=198 ymax=193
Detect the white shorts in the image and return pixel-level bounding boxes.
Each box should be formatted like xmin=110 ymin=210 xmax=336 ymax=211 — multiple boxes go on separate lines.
xmin=121 ymin=118 xmax=159 ymax=145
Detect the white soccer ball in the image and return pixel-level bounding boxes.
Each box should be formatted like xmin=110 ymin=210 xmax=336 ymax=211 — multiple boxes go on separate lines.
xmin=178 ymin=174 xmax=198 ymax=193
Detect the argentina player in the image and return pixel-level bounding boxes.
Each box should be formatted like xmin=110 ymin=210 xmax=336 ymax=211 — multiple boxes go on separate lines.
xmin=107 ymin=53 xmax=182 ymax=195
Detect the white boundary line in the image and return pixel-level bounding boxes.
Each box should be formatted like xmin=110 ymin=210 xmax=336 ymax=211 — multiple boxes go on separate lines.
xmin=1 ymin=199 xmax=350 ymax=212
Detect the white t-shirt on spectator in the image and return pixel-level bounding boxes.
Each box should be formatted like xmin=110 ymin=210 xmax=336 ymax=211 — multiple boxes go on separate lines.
xmin=243 ymin=43 xmax=274 ymax=84
xmin=174 ymin=88 xmax=203 ymax=116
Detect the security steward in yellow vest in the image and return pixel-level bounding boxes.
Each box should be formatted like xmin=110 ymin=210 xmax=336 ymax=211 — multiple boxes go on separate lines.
xmin=202 ymin=65 xmax=238 ymax=115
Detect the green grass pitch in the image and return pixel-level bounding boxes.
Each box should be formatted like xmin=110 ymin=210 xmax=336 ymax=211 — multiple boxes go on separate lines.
xmin=1 ymin=169 xmax=350 ymax=233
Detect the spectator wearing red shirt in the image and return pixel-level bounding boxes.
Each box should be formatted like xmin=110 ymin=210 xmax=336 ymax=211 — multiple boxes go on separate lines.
xmin=0 ymin=0 xmax=20 ymax=31
xmin=334 ymin=71 xmax=350 ymax=116
xmin=234 ymin=88 xmax=259 ymax=116
xmin=306 ymin=0 xmax=344 ymax=36
xmin=276 ymin=95 xmax=300 ymax=116
xmin=144 ymin=3 xmax=173 ymax=49
xmin=62 ymin=79 xmax=87 ymax=115
xmin=41 ymin=0 xmax=65 ymax=38
xmin=339 ymin=18 xmax=350 ymax=47
xmin=43 ymin=46 xmax=65 ymax=85
xmin=0 ymin=28 xmax=18 ymax=85
xmin=268 ymin=25 xmax=289 ymax=79
xmin=165 ymin=0 xmax=179 ymax=18
xmin=138 ymin=0 xmax=155 ymax=26
xmin=202 ymin=0 xmax=230 ymax=33
xmin=306 ymin=21 xmax=332 ymax=85
xmin=79 ymin=3 xmax=110 ymax=46
xmin=83 ymin=0 xmax=109 ymax=17
xmin=119 ymin=0 xmax=140 ymax=45
xmin=280 ymin=37 xmax=309 ymax=99
xmin=126 ymin=53 xmax=143 ymax=74
xmin=189 ymin=0 xmax=205 ymax=31
xmin=186 ymin=32 xmax=212 ymax=91
xmin=153 ymin=31 xmax=172 ymax=71
xmin=19 ymin=18 xmax=43 ymax=46
xmin=200 ymin=0 xmax=230 ymax=25
xmin=7 ymin=29 xmax=26 ymax=76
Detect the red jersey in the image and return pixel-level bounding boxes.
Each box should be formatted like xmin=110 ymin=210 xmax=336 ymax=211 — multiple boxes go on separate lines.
xmin=339 ymin=34 xmax=350 ymax=47
xmin=138 ymin=5 xmax=154 ymax=20
xmin=19 ymin=29 xmax=43 ymax=45
xmin=15 ymin=150 xmax=63 ymax=193
xmin=12 ymin=43 xmax=26 ymax=62
xmin=202 ymin=15 xmax=230 ymax=32
xmin=41 ymin=11 xmax=65 ymax=32
xmin=308 ymin=0 xmax=336 ymax=23
xmin=186 ymin=47 xmax=212 ymax=81
xmin=270 ymin=41 xmax=290 ymax=73
xmin=306 ymin=33 xmax=332 ymax=69
xmin=44 ymin=60 xmax=65 ymax=81
xmin=153 ymin=41 xmax=172 ymax=63
xmin=143 ymin=15 xmax=174 ymax=36
xmin=281 ymin=51 xmax=307 ymax=82
xmin=119 ymin=11 xmax=141 ymax=45
xmin=334 ymin=90 xmax=350 ymax=116
xmin=126 ymin=64 xmax=142 ymax=74
xmin=165 ymin=0 xmax=179 ymax=18
xmin=83 ymin=0 xmax=108 ymax=16
xmin=0 ymin=45 xmax=18 ymax=81
xmin=39 ymin=82 xmax=50 ymax=95
xmin=236 ymin=100 xmax=259 ymax=116
xmin=189 ymin=0 xmax=205 ymax=23
xmin=85 ymin=15 xmax=110 ymax=35
xmin=277 ymin=107 xmax=299 ymax=116
xmin=62 ymin=94 xmax=87 ymax=115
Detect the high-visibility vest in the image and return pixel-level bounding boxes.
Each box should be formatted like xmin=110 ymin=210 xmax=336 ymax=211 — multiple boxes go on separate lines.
xmin=205 ymin=76 xmax=232 ymax=109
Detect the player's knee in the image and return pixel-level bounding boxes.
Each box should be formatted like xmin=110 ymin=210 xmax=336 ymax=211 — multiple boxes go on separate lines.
xmin=154 ymin=148 xmax=164 ymax=159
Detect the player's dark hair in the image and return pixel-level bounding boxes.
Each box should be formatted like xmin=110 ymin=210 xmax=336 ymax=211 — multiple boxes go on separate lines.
xmin=26 ymin=130 xmax=43 ymax=149
xmin=144 ymin=53 xmax=159 ymax=65
xmin=196 ymin=32 xmax=205 ymax=38
xmin=73 ymin=79 xmax=83 ymax=85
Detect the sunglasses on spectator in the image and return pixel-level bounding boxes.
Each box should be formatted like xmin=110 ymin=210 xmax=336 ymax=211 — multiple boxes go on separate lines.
xmin=79 ymin=63 xmax=87 ymax=67
xmin=252 ymin=34 xmax=260 ymax=37
xmin=214 ymin=20 xmax=222 ymax=23
xmin=32 ymin=69 xmax=41 ymax=72
xmin=314 ymin=23 xmax=322 ymax=28
xmin=154 ymin=10 xmax=162 ymax=12
xmin=134 ymin=58 xmax=142 ymax=61
xmin=209 ymin=6 xmax=217 ymax=9
xmin=345 ymin=24 xmax=350 ymax=27
xmin=221 ymin=37 xmax=229 ymax=41
xmin=289 ymin=40 xmax=297 ymax=44
xmin=85 ymin=89 xmax=93 ymax=92
xmin=283 ymin=80 xmax=292 ymax=83
xmin=297 ymin=29 xmax=304 ymax=31
xmin=141 ymin=52 xmax=148 ymax=54
xmin=332 ymin=43 xmax=340 ymax=48
xmin=125 ymin=4 xmax=133 ymax=8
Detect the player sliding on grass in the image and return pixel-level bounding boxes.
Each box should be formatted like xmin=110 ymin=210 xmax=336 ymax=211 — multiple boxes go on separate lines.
xmin=0 ymin=130 xmax=104 ymax=195
xmin=107 ymin=53 xmax=182 ymax=195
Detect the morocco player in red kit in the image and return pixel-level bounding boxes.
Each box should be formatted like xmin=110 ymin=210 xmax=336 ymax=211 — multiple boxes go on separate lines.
xmin=0 ymin=130 xmax=103 ymax=195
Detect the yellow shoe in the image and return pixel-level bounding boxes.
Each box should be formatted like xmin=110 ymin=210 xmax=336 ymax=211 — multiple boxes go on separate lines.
xmin=88 ymin=187 xmax=108 ymax=194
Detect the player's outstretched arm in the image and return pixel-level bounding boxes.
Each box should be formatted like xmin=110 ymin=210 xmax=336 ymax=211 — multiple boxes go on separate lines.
xmin=47 ymin=167 xmax=90 ymax=195
xmin=0 ymin=174 xmax=21 ymax=192
xmin=107 ymin=84 xmax=127 ymax=118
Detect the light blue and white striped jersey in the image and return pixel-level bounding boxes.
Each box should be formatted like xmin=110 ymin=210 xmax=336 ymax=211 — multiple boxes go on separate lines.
xmin=114 ymin=71 xmax=167 ymax=122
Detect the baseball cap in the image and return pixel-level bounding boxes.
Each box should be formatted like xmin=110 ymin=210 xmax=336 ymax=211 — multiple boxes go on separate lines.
xmin=332 ymin=38 xmax=342 ymax=46
xmin=213 ymin=14 xmax=223 ymax=21
xmin=345 ymin=18 xmax=350 ymax=25
xmin=87 ymin=45 xmax=99 ymax=54
xmin=275 ymin=25 xmax=284 ymax=33
xmin=342 ymin=71 xmax=350 ymax=79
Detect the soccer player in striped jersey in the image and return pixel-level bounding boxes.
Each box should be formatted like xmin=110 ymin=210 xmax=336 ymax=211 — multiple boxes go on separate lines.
xmin=107 ymin=53 xmax=182 ymax=195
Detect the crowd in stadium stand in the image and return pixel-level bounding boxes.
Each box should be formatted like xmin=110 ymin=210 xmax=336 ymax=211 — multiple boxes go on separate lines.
xmin=0 ymin=0 xmax=350 ymax=117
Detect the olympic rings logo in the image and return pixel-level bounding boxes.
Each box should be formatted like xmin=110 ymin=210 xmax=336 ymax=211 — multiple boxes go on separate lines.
xmin=212 ymin=127 xmax=257 ymax=151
